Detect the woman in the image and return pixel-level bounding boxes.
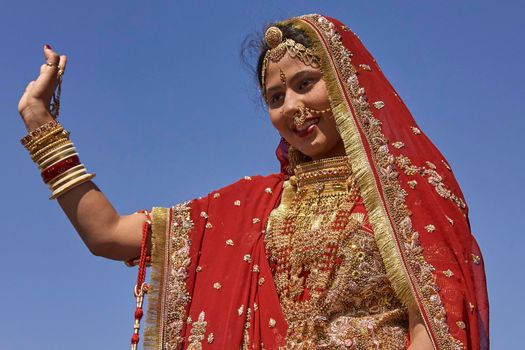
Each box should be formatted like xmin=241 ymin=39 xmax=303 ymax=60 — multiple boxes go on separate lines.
xmin=18 ymin=14 xmax=488 ymax=350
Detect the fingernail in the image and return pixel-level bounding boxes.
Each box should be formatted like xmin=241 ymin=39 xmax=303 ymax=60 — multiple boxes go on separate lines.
xmin=44 ymin=44 xmax=52 ymax=50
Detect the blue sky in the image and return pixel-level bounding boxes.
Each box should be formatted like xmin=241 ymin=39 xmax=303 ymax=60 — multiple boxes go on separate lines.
xmin=1 ymin=1 xmax=523 ymax=349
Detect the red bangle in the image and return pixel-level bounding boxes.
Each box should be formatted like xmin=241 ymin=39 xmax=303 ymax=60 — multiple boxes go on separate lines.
xmin=41 ymin=155 xmax=81 ymax=183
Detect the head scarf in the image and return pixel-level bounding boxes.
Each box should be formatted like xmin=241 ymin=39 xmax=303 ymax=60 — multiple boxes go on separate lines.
xmin=275 ymin=14 xmax=489 ymax=350
xmin=143 ymin=14 xmax=488 ymax=350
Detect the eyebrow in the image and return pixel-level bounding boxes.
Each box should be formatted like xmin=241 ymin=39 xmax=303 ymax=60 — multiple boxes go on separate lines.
xmin=265 ymin=68 xmax=319 ymax=96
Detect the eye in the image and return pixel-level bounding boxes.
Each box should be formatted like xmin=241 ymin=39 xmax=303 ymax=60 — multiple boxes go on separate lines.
xmin=298 ymin=78 xmax=314 ymax=91
xmin=268 ymin=92 xmax=285 ymax=106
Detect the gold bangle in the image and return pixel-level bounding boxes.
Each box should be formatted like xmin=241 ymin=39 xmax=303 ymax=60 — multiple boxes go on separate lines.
xmin=48 ymin=165 xmax=85 ymax=188
xmin=50 ymin=173 xmax=95 ymax=200
xmin=31 ymin=138 xmax=71 ymax=161
xmin=35 ymin=141 xmax=75 ymax=166
xmin=37 ymin=144 xmax=76 ymax=168
xmin=26 ymin=128 xmax=67 ymax=153
xmin=20 ymin=120 xmax=60 ymax=146
xmin=38 ymin=148 xmax=77 ymax=169
xmin=25 ymin=124 xmax=64 ymax=148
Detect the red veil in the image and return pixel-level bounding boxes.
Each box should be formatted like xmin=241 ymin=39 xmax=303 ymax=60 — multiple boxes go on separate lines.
xmin=143 ymin=15 xmax=488 ymax=350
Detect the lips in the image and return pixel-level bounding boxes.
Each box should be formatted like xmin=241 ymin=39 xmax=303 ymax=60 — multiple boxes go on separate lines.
xmin=293 ymin=118 xmax=320 ymax=137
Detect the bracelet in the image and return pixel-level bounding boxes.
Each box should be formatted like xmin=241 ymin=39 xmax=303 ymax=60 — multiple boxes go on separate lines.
xmin=20 ymin=120 xmax=60 ymax=146
xmin=24 ymin=126 xmax=66 ymax=152
xmin=39 ymin=147 xmax=77 ymax=169
xmin=41 ymin=155 xmax=81 ymax=183
xmin=21 ymin=121 xmax=95 ymax=199
xmin=31 ymin=138 xmax=71 ymax=161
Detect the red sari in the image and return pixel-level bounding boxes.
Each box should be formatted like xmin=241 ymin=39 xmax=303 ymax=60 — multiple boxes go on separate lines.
xmin=142 ymin=15 xmax=489 ymax=350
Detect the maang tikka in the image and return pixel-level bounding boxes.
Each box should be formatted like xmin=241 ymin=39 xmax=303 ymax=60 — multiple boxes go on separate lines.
xmin=261 ymin=26 xmax=321 ymax=94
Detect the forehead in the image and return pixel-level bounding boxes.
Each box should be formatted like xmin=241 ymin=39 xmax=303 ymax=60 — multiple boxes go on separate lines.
xmin=265 ymin=54 xmax=319 ymax=88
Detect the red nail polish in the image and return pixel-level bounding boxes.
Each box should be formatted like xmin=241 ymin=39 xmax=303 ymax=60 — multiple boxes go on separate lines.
xmin=44 ymin=44 xmax=52 ymax=50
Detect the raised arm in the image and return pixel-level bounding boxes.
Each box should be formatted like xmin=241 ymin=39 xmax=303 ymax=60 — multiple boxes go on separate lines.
xmin=18 ymin=45 xmax=145 ymax=261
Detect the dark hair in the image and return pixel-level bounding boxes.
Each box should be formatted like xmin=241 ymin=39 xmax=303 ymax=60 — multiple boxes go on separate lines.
xmin=241 ymin=23 xmax=312 ymax=95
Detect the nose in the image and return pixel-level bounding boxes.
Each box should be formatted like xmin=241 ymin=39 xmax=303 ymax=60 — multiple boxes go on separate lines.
xmin=281 ymin=89 xmax=304 ymax=121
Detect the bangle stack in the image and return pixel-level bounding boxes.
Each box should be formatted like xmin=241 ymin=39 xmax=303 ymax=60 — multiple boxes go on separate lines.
xmin=21 ymin=121 xmax=95 ymax=199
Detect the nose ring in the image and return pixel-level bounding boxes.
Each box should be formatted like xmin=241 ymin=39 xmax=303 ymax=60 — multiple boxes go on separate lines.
xmin=293 ymin=107 xmax=307 ymax=128
xmin=293 ymin=106 xmax=332 ymax=128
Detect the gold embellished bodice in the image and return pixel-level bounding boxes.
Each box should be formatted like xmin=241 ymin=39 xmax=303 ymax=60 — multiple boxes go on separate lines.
xmin=266 ymin=156 xmax=408 ymax=349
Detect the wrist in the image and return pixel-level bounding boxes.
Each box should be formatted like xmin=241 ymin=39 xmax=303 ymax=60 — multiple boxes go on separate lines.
xmin=25 ymin=113 xmax=55 ymax=132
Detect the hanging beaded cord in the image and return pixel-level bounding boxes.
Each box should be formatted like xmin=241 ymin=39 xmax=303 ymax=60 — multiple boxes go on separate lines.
xmin=126 ymin=210 xmax=152 ymax=350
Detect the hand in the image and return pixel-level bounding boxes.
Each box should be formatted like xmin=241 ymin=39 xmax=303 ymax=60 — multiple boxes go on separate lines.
xmin=18 ymin=44 xmax=67 ymax=132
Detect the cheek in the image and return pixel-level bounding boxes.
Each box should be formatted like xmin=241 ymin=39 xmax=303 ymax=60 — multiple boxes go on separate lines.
xmin=269 ymin=111 xmax=285 ymax=130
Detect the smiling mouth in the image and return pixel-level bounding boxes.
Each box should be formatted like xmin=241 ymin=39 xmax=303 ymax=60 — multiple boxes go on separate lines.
xmin=293 ymin=118 xmax=320 ymax=137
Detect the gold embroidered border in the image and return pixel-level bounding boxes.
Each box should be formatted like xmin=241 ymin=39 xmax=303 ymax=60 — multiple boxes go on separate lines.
xmin=284 ymin=15 xmax=464 ymax=350
xmin=395 ymin=155 xmax=466 ymax=209
xmin=144 ymin=203 xmax=194 ymax=350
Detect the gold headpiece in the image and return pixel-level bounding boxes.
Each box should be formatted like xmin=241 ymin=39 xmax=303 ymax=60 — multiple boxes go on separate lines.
xmin=261 ymin=26 xmax=320 ymax=95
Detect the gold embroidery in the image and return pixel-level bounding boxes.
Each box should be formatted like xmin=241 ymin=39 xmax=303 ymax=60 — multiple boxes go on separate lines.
xmin=226 ymin=239 xmax=234 ymax=246
xmin=200 ymin=211 xmax=208 ymax=219
xmin=269 ymin=318 xmax=276 ymax=328
xmin=456 ymin=321 xmax=466 ymax=330
xmin=265 ymin=187 xmax=273 ymax=194
xmin=396 ymin=155 xmax=466 ymax=209
xmin=425 ymin=224 xmax=436 ymax=233
xmin=443 ymin=269 xmax=454 ymax=277
xmin=213 ymin=193 xmax=220 ymax=198
xmin=234 ymin=200 xmax=241 ymax=206
xmin=187 ymin=311 xmax=207 ymax=350
xmin=205 ymin=222 xmax=213 ymax=229
xmin=392 ymin=141 xmax=405 ymax=149
xmin=243 ymin=254 xmax=252 ymax=263
xmin=213 ymin=282 xmax=222 ymax=290
xmin=407 ymin=180 xmax=418 ymax=189
xmin=238 ymin=304 xmax=244 ymax=316
xmin=469 ymin=303 xmax=475 ymax=312
xmin=207 ymin=333 xmax=214 ymax=344
xmin=244 ymin=175 xmax=252 ymax=180
xmin=373 ymin=101 xmax=385 ymax=109
xmin=411 ymin=126 xmax=422 ymax=135
xmin=252 ymin=217 xmax=261 ymax=224
xmin=144 ymin=204 xmax=194 ymax=349
xmin=471 ymin=253 xmax=481 ymax=265
xmin=426 ymin=161 xmax=437 ymax=170
xmin=359 ymin=63 xmax=372 ymax=71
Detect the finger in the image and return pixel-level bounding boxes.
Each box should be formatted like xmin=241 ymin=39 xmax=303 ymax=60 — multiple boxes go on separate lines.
xmin=58 ymin=55 xmax=67 ymax=73
xmin=26 ymin=80 xmax=36 ymax=92
xmin=43 ymin=44 xmax=60 ymax=65
xmin=36 ymin=44 xmax=61 ymax=92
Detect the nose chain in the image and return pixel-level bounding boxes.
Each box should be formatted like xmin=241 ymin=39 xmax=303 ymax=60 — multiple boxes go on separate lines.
xmin=293 ymin=106 xmax=332 ymax=128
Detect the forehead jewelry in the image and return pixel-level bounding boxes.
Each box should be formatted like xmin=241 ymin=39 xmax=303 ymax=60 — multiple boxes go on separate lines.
xmin=261 ymin=26 xmax=320 ymax=95
xmin=279 ymin=68 xmax=287 ymax=86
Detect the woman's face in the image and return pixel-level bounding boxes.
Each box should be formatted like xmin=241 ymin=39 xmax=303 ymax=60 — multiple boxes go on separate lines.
xmin=265 ymin=54 xmax=345 ymax=160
